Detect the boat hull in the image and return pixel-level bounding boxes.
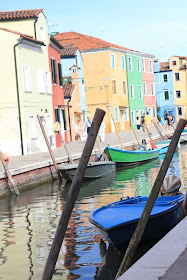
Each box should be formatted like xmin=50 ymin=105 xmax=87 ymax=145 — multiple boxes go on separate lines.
xmin=104 ymin=147 xmax=160 ymax=166
xmin=58 ymin=161 xmax=116 ymax=181
xmin=89 ymin=195 xmax=184 ymax=251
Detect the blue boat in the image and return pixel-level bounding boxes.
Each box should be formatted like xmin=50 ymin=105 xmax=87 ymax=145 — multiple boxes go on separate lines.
xmin=155 ymin=141 xmax=170 ymax=155
xmin=89 ymin=195 xmax=184 ymax=251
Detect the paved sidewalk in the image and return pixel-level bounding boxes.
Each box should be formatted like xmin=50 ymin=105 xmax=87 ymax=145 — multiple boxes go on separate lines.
xmin=0 ymin=127 xmax=161 ymax=173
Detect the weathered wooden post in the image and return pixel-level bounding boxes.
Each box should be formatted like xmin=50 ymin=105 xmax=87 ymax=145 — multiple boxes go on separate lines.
xmin=41 ymin=108 xmax=105 ymax=280
xmin=37 ymin=115 xmax=62 ymax=179
xmin=152 ymin=120 xmax=164 ymax=140
xmin=111 ymin=114 xmax=124 ymax=150
xmin=115 ymin=118 xmax=187 ymax=279
xmin=144 ymin=122 xmax=153 ymax=141
xmin=58 ymin=130 xmax=74 ymax=164
xmin=130 ymin=125 xmax=140 ymax=149
xmin=157 ymin=119 xmax=170 ymax=139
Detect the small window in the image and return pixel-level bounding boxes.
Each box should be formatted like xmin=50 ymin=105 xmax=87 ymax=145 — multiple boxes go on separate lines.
xmin=163 ymin=74 xmax=168 ymax=82
xmin=130 ymin=84 xmax=134 ymax=98
xmin=176 ymin=90 xmax=181 ymax=98
xmin=172 ymin=61 xmax=177 ymax=66
xmin=131 ymin=111 xmax=135 ymax=124
xmin=121 ymin=56 xmax=125 ymax=70
xmin=153 ymin=105 xmax=156 ymax=118
xmin=137 ymin=58 xmax=141 ymax=72
xmin=164 ymin=90 xmax=169 ymax=100
xmin=129 ymin=57 xmax=132 ymax=71
xmin=151 ymin=83 xmax=154 ymax=95
xmin=177 ymin=106 xmax=183 ymax=116
xmin=111 ymin=54 xmax=115 ymax=69
xmin=145 ymin=105 xmax=148 ymax=114
xmin=123 ymin=81 xmax=126 ymax=94
xmin=45 ymin=71 xmax=52 ymax=94
xmin=143 ymin=82 xmax=146 ymax=95
xmin=36 ymin=69 xmax=45 ymax=93
xmin=47 ymin=114 xmax=53 ymax=136
xmin=51 ymin=58 xmax=57 ymax=84
xmin=175 ymin=73 xmax=180 ymax=81
xmin=40 ymin=26 xmax=45 ymax=44
xmin=125 ymin=107 xmax=128 ymax=121
xmin=112 ymin=80 xmax=117 ymax=94
xmin=23 ymin=65 xmax=32 ymax=92
xmin=142 ymin=59 xmax=145 ymax=71
xmin=150 ymin=60 xmax=153 ymax=72
xmin=114 ymin=107 xmax=119 ymax=122
xmin=29 ymin=115 xmax=37 ymax=138
xmin=139 ymin=85 xmax=143 ymax=99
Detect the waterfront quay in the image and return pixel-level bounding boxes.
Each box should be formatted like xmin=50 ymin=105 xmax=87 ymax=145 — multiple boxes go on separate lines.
xmin=0 ymin=128 xmax=161 ymax=197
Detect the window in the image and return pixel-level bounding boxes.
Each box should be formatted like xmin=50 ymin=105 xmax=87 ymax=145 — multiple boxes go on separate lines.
xmin=123 ymin=81 xmax=126 ymax=94
xmin=129 ymin=57 xmax=132 ymax=71
xmin=29 ymin=115 xmax=37 ymax=138
xmin=40 ymin=26 xmax=45 ymax=44
xmin=163 ymin=74 xmax=168 ymax=82
xmin=111 ymin=54 xmax=115 ymax=69
xmin=151 ymin=83 xmax=154 ymax=95
xmin=139 ymin=85 xmax=143 ymax=99
xmin=145 ymin=105 xmax=148 ymax=114
xmin=58 ymin=63 xmax=63 ymax=87
xmin=125 ymin=107 xmax=128 ymax=121
xmin=131 ymin=111 xmax=135 ymax=124
xmin=47 ymin=114 xmax=53 ymax=136
xmin=143 ymin=82 xmax=146 ymax=95
xmin=45 ymin=71 xmax=52 ymax=94
xmin=112 ymin=80 xmax=117 ymax=94
xmin=23 ymin=65 xmax=32 ymax=92
xmin=137 ymin=58 xmax=141 ymax=72
xmin=121 ymin=56 xmax=125 ymax=70
xmin=172 ymin=61 xmax=177 ymax=66
xmin=55 ymin=108 xmax=67 ymax=130
xmin=177 ymin=106 xmax=184 ymax=117
xmin=150 ymin=60 xmax=153 ymax=72
xmin=114 ymin=107 xmax=119 ymax=122
xmin=176 ymin=90 xmax=181 ymax=98
xmin=130 ymin=84 xmax=134 ymax=98
xmin=36 ymin=69 xmax=45 ymax=93
xmin=163 ymin=90 xmax=170 ymax=100
xmin=142 ymin=59 xmax=145 ymax=71
xmin=175 ymin=73 xmax=180 ymax=81
xmin=153 ymin=105 xmax=156 ymax=118
xmin=51 ymin=58 xmax=57 ymax=84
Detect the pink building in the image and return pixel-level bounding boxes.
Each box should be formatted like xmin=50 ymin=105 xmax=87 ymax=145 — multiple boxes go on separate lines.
xmin=142 ymin=57 xmax=157 ymax=123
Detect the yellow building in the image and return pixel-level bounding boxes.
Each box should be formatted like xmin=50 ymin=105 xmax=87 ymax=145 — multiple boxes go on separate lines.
xmin=55 ymin=32 xmax=131 ymax=133
xmin=0 ymin=10 xmax=54 ymax=155
xmin=169 ymin=56 xmax=187 ymax=120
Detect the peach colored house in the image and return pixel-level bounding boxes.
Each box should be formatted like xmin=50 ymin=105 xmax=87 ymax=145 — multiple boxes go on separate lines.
xmin=142 ymin=57 xmax=157 ymax=122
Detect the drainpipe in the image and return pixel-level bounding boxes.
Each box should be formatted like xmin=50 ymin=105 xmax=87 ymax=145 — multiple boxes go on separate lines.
xmin=67 ymin=98 xmax=72 ymax=141
xmin=14 ymin=38 xmax=24 ymax=155
xmin=34 ymin=17 xmax=38 ymax=39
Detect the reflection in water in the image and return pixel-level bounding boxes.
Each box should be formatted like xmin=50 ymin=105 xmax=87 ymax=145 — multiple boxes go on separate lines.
xmin=0 ymin=145 xmax=187 ymax=279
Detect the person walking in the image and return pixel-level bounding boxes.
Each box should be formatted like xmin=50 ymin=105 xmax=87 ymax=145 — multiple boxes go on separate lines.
xmin=98 ymin=121 xmax=106 ymax=142
xmin=141 ymin=113 xmax=145 ymax=132
xmin=164 ymin=112 xmax=170 ymax=130
xmin=84 ymin=115 xmax=92 ymax=135
xmin=144 ymin=111 xmax=152 ymax=134
xmin=136 ymin=116 xmax=141 ymax=132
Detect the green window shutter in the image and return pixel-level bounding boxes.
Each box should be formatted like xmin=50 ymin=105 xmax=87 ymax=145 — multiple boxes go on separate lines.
xmin=62 ymin=109 xmax=67 ymax=130
xmin=58 ymin=63 xmax=63 ymax=87
xmin=165 ymin=91 xmax=169 ymax=100
xmin=55 ymin=109 xmax=60 ymax=122
xmin=51 ymin=58 xmax=57 ymax=84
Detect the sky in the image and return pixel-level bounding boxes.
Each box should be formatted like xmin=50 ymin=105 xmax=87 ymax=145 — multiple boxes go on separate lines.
xmin=1 ymin=0 xmax=187 ymax=62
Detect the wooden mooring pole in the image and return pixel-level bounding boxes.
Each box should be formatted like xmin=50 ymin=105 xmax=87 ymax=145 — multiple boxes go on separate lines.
xmin=115 ymin=118 xmax=187 ymax=279
xmin=0 ymin=152 xmax=19 ymax=195
xmin=37 ymin=115 xmax=62 ymax=179
xmin=152 ymin=120 xmax=164 ymax=140
xmin=41 ymin=108 xmax=105 ymax=280
xmin=58 ymin=130 xmax=74 ymax=164
xmin=130 ymin=125 xmax=140 ymax=148
xmin=157 ymin=119 xmax=170 ymax=139
xmin=111 ymin=114 xmax=124 ymax=150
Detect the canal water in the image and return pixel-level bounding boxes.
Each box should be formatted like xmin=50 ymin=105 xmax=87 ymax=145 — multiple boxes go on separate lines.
xmin=1 ymin=144 xmax=187 ymax=280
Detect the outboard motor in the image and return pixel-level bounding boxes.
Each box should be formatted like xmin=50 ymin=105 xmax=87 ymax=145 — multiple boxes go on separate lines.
xmin=160 ymin=175 xmax=182 ymax=196
xmin=95 ymin=152 xmax=105 ymax=162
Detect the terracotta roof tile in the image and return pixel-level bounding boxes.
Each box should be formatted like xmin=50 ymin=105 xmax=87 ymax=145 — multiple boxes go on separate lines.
xmin=0 ymin=27 xmax=44 ymax=45
xmin=0 ymin=9 xmax=43 ymax=20
xmin=160 ymin=62 xmax=169 ymax=71
xmin=61 ymin=47 xmax=79 ymax=57
xmin=63 ymin=82 xmax=75 ymax=98
xmin=54 ymin=31 xmax=139 ymax=53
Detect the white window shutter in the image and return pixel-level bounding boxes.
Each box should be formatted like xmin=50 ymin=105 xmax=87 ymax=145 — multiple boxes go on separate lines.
xmin=46 ymin=71 xmax=52 ymax=94
xmin=37 ymin=69 xmax=45 ymax=93
xmin=23 ymin=66 xmax=32 ymax=92
xmin=29 ymin=115 xmax=37 ymax=138
xmin=47 ymin=114 xmax=53 ymax=136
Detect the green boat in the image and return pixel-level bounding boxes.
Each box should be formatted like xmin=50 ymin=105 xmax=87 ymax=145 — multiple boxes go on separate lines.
xmin=104 ymin=147 xmax=160 ymax=167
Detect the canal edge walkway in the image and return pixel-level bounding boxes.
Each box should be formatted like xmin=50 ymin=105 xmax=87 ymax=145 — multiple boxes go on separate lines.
xmin=119 ymin=216 xmax=187 ymax=280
